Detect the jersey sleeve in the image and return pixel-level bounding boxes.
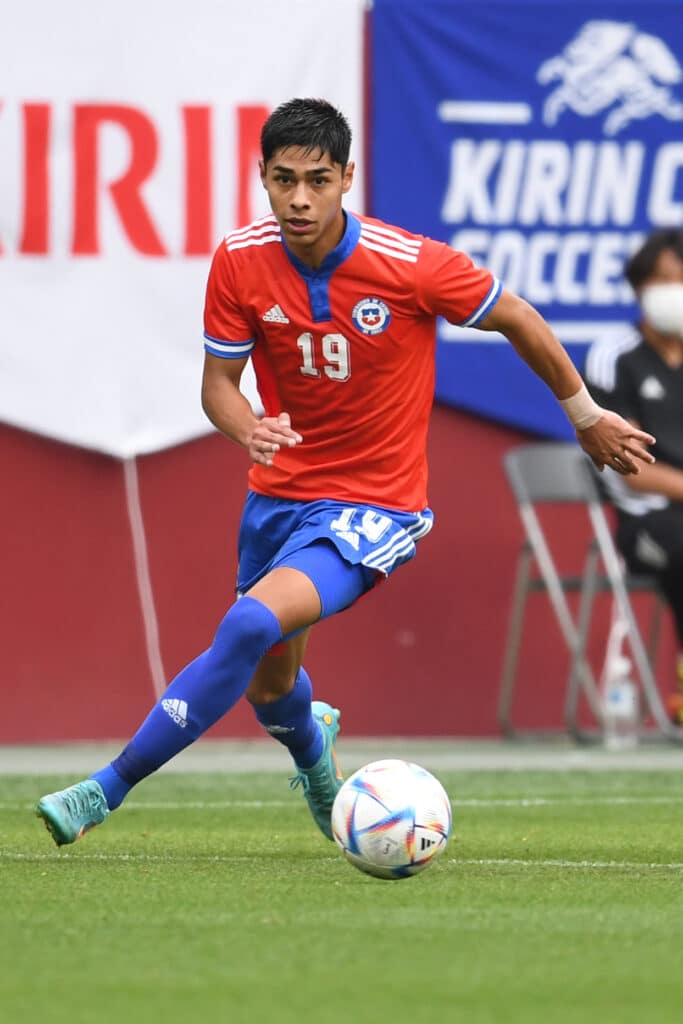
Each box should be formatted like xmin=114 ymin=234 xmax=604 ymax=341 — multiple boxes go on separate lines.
xmin=203 ymin=241 xmax=255 ymax=359
xmin=415 ymin=238 xmax=502 ymax=326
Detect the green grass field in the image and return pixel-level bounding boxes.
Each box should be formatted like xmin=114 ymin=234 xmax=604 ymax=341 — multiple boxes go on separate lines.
xmin=2 ymin=763 xmax=683 ymax=1024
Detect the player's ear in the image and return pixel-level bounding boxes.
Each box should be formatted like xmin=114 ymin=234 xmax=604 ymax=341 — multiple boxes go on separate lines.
xmin=342 ymin=161 xmax=355 ymax=195
xmin=259 ymin=160 xmax=267 ymax=188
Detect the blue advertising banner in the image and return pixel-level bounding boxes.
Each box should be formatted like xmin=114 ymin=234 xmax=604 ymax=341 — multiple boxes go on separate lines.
xmin=370 ymin=0 xmax=683 ymax=437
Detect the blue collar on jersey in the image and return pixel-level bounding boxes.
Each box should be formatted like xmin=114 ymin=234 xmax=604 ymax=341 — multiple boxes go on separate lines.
xmin=281 ymin=210 xmax=361 ymax=323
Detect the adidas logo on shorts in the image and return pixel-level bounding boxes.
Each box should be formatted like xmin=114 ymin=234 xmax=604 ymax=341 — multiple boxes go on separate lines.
xmin=162 ymin=698 xmax=189 ymax=728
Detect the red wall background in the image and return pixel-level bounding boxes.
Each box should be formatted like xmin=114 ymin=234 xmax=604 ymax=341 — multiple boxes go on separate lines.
xmin=1 ymin=406 xmax=676 ymax=742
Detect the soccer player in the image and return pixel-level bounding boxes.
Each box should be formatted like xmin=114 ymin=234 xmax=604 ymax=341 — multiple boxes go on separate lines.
xmin=36 ymin=98 xmax=655 ymax=846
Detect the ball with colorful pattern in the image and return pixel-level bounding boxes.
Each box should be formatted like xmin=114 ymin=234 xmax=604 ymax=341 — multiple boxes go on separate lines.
xmin=331 ymin=759 xmax=452 ymax=880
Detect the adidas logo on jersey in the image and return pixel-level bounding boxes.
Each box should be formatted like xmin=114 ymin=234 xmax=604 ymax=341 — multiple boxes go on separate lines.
xmin=262 ymin=304 xmax=290 ymax=324
xmin=162 ymin=698 xmax=188 ymax=728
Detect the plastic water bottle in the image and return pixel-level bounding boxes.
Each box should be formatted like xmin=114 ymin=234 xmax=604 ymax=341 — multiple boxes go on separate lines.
xmin=603 ymin=655 xmax=640 ymax=750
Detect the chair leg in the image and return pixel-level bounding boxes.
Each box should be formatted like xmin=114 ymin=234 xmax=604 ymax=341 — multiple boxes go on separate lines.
xmin=588 ymin=505 xmax=683 ymax=741
xmin=646 ymin=593 xmax=664 ymax=675
xmin=565 ymin=546 xmax=603 ymax=740
xmin=630 ymin=592 xmax=666 ymax=728
xmin=512 ymin=507 xmax=605 ymax=741
xmin=497 ymin=545 xmax=533 ymax=736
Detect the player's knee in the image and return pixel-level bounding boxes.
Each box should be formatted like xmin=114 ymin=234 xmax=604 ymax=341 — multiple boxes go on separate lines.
xmin=210 ymin=596 xmax=282 ymax=663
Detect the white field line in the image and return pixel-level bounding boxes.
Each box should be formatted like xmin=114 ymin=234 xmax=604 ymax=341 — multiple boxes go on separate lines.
xmin=453 ymin=859 xmax=683 ymax=871
xmin=457 ymin=796 xmax=683 ymax=807
xmin=456 ymin=796 xmax=683 ymax=807
xmin=0 ymin=851 xmax=296 ymax=864
xmin=1 ymin=850 xmax=682 ymax=871
xmin=3 ymin=795 xmax=683 ymax=812
xmin=0 ymin=800 xmax=293 ymax=811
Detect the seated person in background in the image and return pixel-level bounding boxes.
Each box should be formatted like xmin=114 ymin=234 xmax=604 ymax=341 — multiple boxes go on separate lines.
xmin=585 ymin=229 xmax=683 ymax=721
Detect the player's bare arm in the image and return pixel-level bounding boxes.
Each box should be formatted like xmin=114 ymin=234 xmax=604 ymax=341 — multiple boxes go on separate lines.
xmin=201 ymin=352 xmax=302 ymax=466
xmin=479 ymin=289 xmax=656 ymax=476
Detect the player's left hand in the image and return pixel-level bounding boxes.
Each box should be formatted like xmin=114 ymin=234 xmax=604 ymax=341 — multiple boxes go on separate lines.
xmin=577 ymin=410 xmax=655 ymax=475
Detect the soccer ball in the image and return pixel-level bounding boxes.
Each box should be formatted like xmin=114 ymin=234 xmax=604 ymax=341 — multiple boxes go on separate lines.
xmin=331 ymin=759 xmax=452 ymax=880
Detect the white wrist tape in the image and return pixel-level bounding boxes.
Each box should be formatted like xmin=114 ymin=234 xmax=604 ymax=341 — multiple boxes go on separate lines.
xmin=560 ymin=383 xmax=603 ymax=431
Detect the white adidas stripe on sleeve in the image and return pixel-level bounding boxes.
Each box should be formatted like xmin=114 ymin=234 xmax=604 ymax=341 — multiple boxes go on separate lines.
xmin=358 ymin=236 xmax=419 ymax=263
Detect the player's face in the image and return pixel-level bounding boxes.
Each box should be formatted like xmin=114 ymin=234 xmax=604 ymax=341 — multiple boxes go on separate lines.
xmin=260 ymin=147 xmax=354 ymax=268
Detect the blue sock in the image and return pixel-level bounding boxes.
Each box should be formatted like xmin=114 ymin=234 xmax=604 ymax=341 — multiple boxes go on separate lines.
xmin=251 ymin=667 xmax=323 ymax=769
xmin=90 ymin=763 xmax=131 ymax=810
xmin=91 ymin=596 xmax=282 ymax=809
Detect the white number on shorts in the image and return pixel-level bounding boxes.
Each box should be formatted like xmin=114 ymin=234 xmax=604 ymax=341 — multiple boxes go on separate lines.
xmin=330 ymin=507 xmax=392 ymax=542
xmin=296 ymin=332 xmax=350 ymax=381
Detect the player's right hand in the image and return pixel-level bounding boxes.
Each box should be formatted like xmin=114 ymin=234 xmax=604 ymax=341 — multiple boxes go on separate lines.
xmin=248 ymin=411 xmax=303 ymax=466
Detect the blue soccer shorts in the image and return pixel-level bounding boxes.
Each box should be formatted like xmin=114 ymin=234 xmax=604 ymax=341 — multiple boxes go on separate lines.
xmin=236 ymin=491 xmax=434 ymax=620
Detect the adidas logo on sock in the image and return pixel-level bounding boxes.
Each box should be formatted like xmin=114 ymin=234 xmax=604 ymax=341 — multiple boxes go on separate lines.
xmin=265 ymin=724 xmax=295 ymax=735
xmin=162 ymin=698 xmax=188 ymax=728
xmin=262 ymin=304 xmax=290 ymax=324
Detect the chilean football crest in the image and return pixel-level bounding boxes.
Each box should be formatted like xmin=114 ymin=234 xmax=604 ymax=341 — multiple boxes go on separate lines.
xmin=351 ymin=297 xmax=391 ymax=336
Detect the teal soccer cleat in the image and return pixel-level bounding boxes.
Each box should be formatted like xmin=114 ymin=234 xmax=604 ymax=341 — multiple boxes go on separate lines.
xmin=36 ymin=780 xmax=110 ymax=846
xmin=289 ymin=701 xmax=343 ymax=841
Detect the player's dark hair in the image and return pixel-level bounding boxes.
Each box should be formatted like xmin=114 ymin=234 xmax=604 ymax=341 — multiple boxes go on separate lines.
xmin=261 ymin=98 xmax=352 ymax=169
xmin=625 ymin=229 xmax=683 ymax=290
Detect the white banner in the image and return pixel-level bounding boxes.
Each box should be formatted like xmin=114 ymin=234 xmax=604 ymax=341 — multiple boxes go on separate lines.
xmin=0 ymin=0 xmax=365 ymax=456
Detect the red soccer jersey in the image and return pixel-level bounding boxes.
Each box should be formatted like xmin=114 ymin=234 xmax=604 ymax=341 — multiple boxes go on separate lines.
xmin=203 ymin=212 xmax=501 ymax=511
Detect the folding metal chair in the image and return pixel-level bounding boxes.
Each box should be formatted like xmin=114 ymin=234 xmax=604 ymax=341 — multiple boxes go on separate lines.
xmin=497 ymin=442 xmax=676 ymax=742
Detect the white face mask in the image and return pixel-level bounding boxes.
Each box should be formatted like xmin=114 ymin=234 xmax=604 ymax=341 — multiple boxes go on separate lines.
xmin=640 ymin=283 xmax=683 ymax=336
